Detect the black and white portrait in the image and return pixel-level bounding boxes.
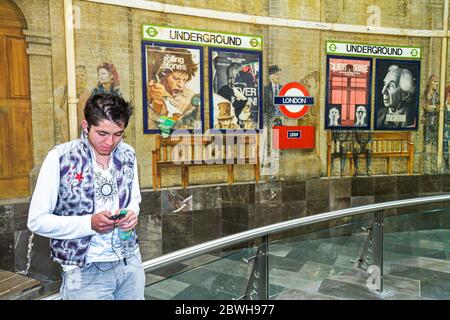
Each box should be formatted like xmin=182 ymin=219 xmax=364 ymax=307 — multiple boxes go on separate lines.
xmin=354 ymin=105 xmax=368 ymax=127
xmin=328 ymin=106 xmax=341 ymax=127
xmin=374 ymin=59 xmax=420 ymax=130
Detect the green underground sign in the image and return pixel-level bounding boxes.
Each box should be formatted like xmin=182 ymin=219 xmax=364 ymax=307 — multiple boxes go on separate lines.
xmin=326 ymin=41 xmax=421 ymax=59
xmin=143 ymin=24 xmax=262 ymax=51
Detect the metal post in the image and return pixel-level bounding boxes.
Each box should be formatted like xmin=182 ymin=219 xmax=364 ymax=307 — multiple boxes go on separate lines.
xmin=258 ymin=235 xmax=269 ymax=300
xmin=241 ymin=236 xmax=269 ymax=300
xmin=372 ymin=211 xmax=384 ymax=292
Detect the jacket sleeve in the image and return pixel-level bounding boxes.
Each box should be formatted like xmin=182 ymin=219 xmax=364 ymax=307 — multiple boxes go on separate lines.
xmin=27 ymin=149 xmax=96 ymax=239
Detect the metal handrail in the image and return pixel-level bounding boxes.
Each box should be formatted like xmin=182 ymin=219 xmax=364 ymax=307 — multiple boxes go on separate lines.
xmin=42 ymin=193 xmax=450 ymax=300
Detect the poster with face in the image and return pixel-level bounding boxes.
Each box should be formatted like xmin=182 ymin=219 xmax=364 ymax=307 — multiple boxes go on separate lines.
xmin=209 ymin=48 xmax=262 ymax=131
xmin=142 ymin=41 xmax=204 ymax=134
xmin=325 ymin=56 xmax=372 ymax=130
xmin=374 ymin=59 xmax=420 ymax=130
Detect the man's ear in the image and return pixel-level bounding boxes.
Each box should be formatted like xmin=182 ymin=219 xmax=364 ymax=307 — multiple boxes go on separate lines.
xmin=81 ymin=120 xmax=89 ymax=133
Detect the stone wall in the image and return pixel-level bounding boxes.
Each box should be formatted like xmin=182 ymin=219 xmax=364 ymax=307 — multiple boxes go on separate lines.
xmin=3 ymin=174 xmax=449 ymax=283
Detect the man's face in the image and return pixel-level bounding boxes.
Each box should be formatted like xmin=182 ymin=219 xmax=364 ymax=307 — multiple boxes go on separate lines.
xmin=329 ymin=108 xmax=339 ymax=121
xmin=82 ymin=119 xmax=125 ymax=157
xmin=430 ymin=77 xmax=439 ymax=91
xmin=227 ymin=68 xmax=239 ymax=86
xmin=219 ymin=118 xmax=232 ymax=128
xmin=163 ymin=71 xmax=189 ymax=95
xmin=269 ymin=71 xmax=281 ymax=86
xmin=382 ymin=71 xmax=402 ymax=109
xmin=356 ymin=106 xmax=366 ymax=122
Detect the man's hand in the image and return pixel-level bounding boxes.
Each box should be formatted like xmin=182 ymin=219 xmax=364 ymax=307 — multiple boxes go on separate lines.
xmin=91 ymin=211 xmax=115 ymax=234
xmin=148 ymin=80 xmax=170 ymax=115
xmin=115 ymin=209 xmax=138 ymax=231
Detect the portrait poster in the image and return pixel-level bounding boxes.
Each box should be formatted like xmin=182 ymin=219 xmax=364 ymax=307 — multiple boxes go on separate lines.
xmin=142 ymin=41 xmax=204 ymax=134
xmin=374 ymin=59 xmax=420 ymax=130
xmin=209 ymin=47 xmax=262 ymax=132
xmin=325 ymin=56 xmax=372 ymax=130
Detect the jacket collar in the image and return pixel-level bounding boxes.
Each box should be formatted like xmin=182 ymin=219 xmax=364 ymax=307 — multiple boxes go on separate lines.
xmin=79 ymin=130 xmax=123 ymax=160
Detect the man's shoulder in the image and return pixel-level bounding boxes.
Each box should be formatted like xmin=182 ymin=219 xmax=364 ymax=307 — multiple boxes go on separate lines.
xmin=53 ymin=139 xmax=83 ymax=157
xmin=117 ymin=141 xmax=136 ymax=154
xmin=218 ymin=85 xmax=231 ymax=94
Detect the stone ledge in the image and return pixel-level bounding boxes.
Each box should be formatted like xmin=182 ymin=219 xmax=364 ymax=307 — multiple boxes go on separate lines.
xmin=0 ymin=270 xmax=41 ymax=300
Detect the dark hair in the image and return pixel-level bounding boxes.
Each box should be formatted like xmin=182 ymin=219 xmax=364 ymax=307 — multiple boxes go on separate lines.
xmin=157 ymin=48 xmax=198 ymax=82
xmin=84 ymin=93 xmax=133 ymax=128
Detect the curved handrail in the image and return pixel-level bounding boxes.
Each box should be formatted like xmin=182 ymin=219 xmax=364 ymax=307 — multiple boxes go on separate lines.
xmin=141 ymin=194 xmax=450 ymax=271
xmin=42 ymin=193 xmax=450 ymax=300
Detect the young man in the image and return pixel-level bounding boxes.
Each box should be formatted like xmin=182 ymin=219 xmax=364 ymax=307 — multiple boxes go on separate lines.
xmin=27 ymin=93 xmax=145 ymax=300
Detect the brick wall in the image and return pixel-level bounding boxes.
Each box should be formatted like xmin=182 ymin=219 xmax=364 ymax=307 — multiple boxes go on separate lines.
xmin=13 ymin=0 xmax=446 ymax=190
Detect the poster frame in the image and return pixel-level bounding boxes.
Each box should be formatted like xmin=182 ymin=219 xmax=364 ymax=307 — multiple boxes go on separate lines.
xmin=142 ymin=40 xmax=205 ymax=134
xmin=208 ymin=46 xmax=263 ymax=133
xmin=325 ymin=55 xmax=373 ymax=130
xmin=374 ymin=58 xmax=421 ymax=131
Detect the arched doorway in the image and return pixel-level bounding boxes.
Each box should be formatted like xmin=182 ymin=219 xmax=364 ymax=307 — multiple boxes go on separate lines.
xmin=0 ymin=0 xmax=33 ymax=199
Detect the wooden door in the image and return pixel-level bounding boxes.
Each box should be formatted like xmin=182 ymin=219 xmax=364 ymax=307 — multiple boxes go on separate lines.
xmin=0 ymin=1 xmax=33 ymax=199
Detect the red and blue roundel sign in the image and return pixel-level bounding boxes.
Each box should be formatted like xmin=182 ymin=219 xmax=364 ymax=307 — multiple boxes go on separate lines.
xmin=275 ymin=82 xmax=314 ymax=119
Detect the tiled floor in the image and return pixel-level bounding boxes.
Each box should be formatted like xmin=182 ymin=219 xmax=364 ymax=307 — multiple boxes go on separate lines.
xmin=144 ymin=228 xmax=450 ymax=300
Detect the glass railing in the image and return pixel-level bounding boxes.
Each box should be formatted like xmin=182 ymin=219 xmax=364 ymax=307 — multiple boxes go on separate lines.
xmin=266 ymin=218 xmax=370 ymax=300
xmin=43 ymin=195 xmax=450 ymax=300
xmin=146 ymin=247 xmax=258 ymax=300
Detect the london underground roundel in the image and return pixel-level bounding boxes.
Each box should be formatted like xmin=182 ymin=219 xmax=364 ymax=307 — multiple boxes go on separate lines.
xmin=275 ymin=82 xmax=314 ymax=119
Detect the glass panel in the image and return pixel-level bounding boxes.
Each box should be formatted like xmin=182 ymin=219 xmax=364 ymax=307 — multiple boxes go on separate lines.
xmin=382 ymin=207 xmax=450 ymax=300
xmin=144 ymin=206 xmax=450 ymax=300
xmin=144 ymin=246 xmax=259 ymax=300
xmin=268 ymin=217 xmax=373 ymax=300
xmin=268 ymin=207 xmax=450 ymax=300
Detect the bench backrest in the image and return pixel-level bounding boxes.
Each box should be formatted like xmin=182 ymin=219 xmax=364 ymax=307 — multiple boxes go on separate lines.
xmin=327 ymin=131 xmax=412 ymax=155
xmin=153 ymin=134 xmax=259 ymax=164
xmin=326 ymin=131 xmax=414 ymax=176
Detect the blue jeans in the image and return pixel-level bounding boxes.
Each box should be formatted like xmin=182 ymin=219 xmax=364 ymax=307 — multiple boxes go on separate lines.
xmin=60 ymin=254 xmax=145 ymax=300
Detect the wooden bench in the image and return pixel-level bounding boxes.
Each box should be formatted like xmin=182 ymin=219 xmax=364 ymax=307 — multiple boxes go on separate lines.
xmin=152 ymin=133 xmax=260 ymax=190
xmin=327 ymin=131 xmax=414 ymax=176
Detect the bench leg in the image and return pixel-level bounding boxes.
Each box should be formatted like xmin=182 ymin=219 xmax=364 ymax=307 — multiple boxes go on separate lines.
xmin=350 ymin=156 xmax=354 ymax=176
xmin=181 ymin=166 xmax=189 ymax=188
xmin=157 ymin=168 xmax=161 ymax=190
xmin=152 ymin=167 xmax=157 ymax=190
xmin=387 ymin=158 xmax=392 ymax=175
xmin=227 ymin=164 xmax=234 ymax=184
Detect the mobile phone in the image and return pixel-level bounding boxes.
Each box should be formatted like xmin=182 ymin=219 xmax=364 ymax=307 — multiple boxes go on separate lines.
xmin=111 ymin=210 xmax=127 ymax=220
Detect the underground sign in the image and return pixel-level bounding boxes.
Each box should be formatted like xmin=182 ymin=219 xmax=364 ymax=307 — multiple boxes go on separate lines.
xmin=274 ymin=82 xmax=314 ymax=119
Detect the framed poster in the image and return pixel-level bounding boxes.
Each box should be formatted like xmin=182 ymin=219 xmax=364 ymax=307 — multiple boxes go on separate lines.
xmin=374 ymin=59 xmax=420 ymax=130
xmin=209 ymin=47 xmax=262 ymax=132
xmin=325 ymin=56 xmax=372 ymax=130
xmin=142 ymin=41 xmax=204 ymax=134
